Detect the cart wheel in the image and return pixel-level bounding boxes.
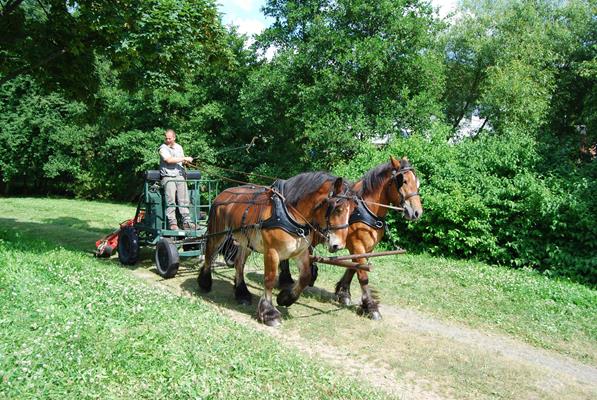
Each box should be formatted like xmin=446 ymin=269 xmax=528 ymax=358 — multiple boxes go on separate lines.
xmin=118 ymin=227 xmax=140 ymax=265
xmin=155 ymin=238 xmax=180 ymax=279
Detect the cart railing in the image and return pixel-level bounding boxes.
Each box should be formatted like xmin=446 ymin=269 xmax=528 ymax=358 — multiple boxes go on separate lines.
xmin=136 ymin=170 xmax=220 ymax=241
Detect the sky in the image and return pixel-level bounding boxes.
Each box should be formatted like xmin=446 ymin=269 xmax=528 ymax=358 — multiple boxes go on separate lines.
xmin=217 ymin=0 xmax=458 ymax=38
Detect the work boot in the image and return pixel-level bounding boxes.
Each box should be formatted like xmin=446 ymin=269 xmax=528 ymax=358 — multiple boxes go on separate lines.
xmin=183 ymin=221 xmax=196 ymax=230
xmin=169 ymin=224 xmax=180 ymax=230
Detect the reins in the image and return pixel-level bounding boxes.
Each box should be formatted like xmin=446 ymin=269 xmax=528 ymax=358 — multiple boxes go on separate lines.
xmin=186 ymin=159 xmax=413 ymax=214
xmin=186 ymin=160 xmax=347 ymax=243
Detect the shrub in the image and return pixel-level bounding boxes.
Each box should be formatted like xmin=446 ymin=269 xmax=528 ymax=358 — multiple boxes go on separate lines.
xmin=335 ymin=124 xmax=596 ymax=284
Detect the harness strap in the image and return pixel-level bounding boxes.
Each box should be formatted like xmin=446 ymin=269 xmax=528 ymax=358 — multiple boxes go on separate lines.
xmin=239 ymin=190 xmax=264 ymax=250
xmin=260 ymin=187 xmax=310 ymax=236
xmin=349 ymin=198 xmax=386 ymax=229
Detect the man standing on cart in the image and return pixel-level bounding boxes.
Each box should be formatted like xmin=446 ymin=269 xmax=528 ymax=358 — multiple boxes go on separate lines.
xmin=159 ymin=128 xmax=195 ymax=230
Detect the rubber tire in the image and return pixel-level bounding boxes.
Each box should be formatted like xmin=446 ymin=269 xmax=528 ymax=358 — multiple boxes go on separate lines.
xmin=118 ymin=227 xmax=140 ymax=265
xmin=155 ymin=238 xmax=180 ymax=279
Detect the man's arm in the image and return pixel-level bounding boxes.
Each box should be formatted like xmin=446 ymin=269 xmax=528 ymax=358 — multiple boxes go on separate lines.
xmin=159 ymin=147 xmax=193 ymax=164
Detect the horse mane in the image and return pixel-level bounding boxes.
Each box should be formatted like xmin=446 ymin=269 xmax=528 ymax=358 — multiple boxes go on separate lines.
xmin=282 ymin=171 xmax=339 ymax=207
xmin=359 ymin=158 xmax=411 ymax=196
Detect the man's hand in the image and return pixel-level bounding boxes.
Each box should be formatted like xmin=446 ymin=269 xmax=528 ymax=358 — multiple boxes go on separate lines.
xmin=183 ymin=156 xmax=193 ymax=163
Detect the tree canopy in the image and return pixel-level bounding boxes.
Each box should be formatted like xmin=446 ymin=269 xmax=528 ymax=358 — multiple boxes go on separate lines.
xmin=1 ymin=0 xmax=595 ymax=283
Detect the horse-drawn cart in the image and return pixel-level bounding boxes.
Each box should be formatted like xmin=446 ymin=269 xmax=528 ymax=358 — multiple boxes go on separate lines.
xmin=114 ymin=170 xmax=222 ymax=278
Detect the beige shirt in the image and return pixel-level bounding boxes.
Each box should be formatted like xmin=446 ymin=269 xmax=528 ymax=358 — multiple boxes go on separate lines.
xmin=159 ymin=143 xmax=185 ymax=177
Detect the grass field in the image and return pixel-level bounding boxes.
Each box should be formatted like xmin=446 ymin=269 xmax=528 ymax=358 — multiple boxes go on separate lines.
xmin=0 ymin=201 xmax=385 ymax=399
xmin=0 ymin=197 xmax=596 ymax=399
xmin=309 ymin=253 xmax=597 ymax=363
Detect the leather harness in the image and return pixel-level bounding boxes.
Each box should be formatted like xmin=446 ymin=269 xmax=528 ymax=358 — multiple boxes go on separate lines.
xmin=348 ymin=164 xmax=420 ymax=229
xmin=348 ymin=197 xmax=386 ymax=229
xmin=260 ymin=180 xmax=310 ymax=236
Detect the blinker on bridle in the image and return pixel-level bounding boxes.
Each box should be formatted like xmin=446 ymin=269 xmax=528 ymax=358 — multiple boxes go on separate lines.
xmin=392 ymin=166 xmax=420 ymax=206
xmin=319 ymin=191 xmax=353 ymax=236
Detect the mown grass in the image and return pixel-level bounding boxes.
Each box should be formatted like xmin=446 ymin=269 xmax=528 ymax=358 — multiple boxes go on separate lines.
xmin=0 ymin=230 xmax=386 ymax=399
xmin=311 ymin=255 xmax=597 ymax=363
xmin=1 ymin=196 xmax=596 ymax=370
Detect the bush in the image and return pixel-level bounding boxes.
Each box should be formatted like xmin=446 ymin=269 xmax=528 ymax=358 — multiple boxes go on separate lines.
xmin=335 ymin=124 xmax=596 ymax=284
xmin=0 ymin=76 xmax=99 ymax=195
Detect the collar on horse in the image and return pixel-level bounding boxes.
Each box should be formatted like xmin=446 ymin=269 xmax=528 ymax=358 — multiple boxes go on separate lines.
xmin=348 ymin=197 xmax=386 ymax=229
xmin=349 ymin=164 xmax=420 ymax=229
xmin=260 ymin=180 xmax=311 ymax=236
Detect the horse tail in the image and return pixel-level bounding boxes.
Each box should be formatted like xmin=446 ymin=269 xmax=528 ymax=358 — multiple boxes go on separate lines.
xmin=203 ymin=195 xmax=229 ymax=270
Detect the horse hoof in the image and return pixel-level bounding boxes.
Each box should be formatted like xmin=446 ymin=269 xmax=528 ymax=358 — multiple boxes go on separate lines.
xmin=257 ymin=298 xmax=282 ymax=327
xmin=197 ymin=268 xmax=212 ymax=292
xmin=276 ymin=288 xmax=297 ymax=307
xmin=263 ymin=317 xmax=282 ymax=327
xmin=234 ymin=282 xmax=252 ymax=305
xmin=336 ymin=293 xmax=352 ymax=306
xmin=369 ymin=311 xmax=382 ymax=321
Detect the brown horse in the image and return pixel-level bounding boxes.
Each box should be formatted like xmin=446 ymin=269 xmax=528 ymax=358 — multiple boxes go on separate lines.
xmin=198 ymin=172 xmax=354 ymax=327
xmin=279 ymin=156 xmax=422 ymax=320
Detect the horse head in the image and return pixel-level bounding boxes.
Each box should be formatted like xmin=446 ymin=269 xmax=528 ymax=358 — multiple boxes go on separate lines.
xmin=313 ymin=177 xmax=355 ymax=253
xmin=389 ymin=156 xmax=423 ymax=221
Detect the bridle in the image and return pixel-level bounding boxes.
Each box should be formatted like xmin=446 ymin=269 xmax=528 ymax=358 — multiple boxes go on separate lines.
xmin=391 ymin=166 xmax=420 ymax=207
xmin=317 ymin=191 xmax=355 ymax=238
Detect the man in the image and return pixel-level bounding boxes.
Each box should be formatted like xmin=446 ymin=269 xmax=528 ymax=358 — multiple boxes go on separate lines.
xmin=159 ymin=129 xmax=195 ymax=230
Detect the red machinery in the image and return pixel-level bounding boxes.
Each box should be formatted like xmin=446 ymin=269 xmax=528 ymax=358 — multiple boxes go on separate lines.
xmin=94 ymin=212 xmax=145 ymax=257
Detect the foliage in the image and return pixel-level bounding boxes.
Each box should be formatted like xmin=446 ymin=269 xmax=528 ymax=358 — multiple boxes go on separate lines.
xmin=0 ymin=0 xmax=227 ymax=95
xmin=441 ymin=0 xmax=595 ymax=138
xmin=0 ymin=0 xmax=596 ymax=283
xmin=0 ymin=232 xmax=386 ymax=399
xmin=0 ymin=75 xmax=98 ymax=195
xmin=242 ymin=0 xmax=445 ymax=174
xmin=0 ymin=5 xmax=253 ymax=199
xmin=335 ymin=123 xmax=596 ymax=284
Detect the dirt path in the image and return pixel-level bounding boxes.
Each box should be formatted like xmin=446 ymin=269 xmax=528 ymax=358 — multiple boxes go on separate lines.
xmin=378 ymin=304 xmax=597 ymax=387
xmin=130 ymin=264 xmax=597 ymax=400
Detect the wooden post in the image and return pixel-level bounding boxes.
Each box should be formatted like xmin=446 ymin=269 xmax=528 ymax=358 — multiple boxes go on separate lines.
xmin=321 ymin=249 xmax=406 ymax=262
xmin=309 ymin=255 xmax=371 ymax=271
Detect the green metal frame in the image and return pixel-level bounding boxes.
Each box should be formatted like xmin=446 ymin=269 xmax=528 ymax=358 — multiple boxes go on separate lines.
xmin=132 ymin=170 xmax=220 ymax=259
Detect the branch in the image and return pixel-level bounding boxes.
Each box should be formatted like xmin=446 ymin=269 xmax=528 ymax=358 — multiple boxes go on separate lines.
xmin=452 ymin=65 xmax=484 ymax=129
xmin=473 ymin=117 xmax=488 ymax=139
xmin=35 ymin=0 xmax=50 ymax=19
xmin=0 ymin=49 xmax=66 ymax=86
xmin=0 ymin=0 xmax=24 ymax=18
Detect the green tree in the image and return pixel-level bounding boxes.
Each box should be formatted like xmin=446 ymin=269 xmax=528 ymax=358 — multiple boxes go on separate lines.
xmin=241 ymin=0 xmax=445 ymax=174
xmin=0 ymin=75 xmax=97 ymax=195
xmin=0 ymin=0 xmax=227 ymax=98
xmin=442 ymin=0 xmax=565 ymax=137
xmin=0 ymin=2 xmax=253 ymax=199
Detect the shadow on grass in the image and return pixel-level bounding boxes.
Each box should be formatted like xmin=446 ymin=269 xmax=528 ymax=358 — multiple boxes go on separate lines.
xmin=0 ymin=217 xmax=106 ymax=254
xmin=0 ymin=217 xmax=348 ymax=323
xmin=172 ymin=266 xmax=345 ymax=323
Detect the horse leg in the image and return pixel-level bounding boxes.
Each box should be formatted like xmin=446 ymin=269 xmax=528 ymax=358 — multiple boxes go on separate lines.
xmin=257 ymin=248 xmax=282 ymax=327
xmin=335 ymin=269 xmax=355 ymax=306
xmin=277 ymin=250 xmax=311 ymax=307
xmin=356 ymin=268 xmax=381 ymax=320
xmin=277 ymin=259 xmax=294 ymax=288
xmin=233 ymin=246 xmax=252 ymax=305
xmin=278 ymin=248 xmax=318 ymax=288
xmin=198 ymin=234 xmax=225 ymax=292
